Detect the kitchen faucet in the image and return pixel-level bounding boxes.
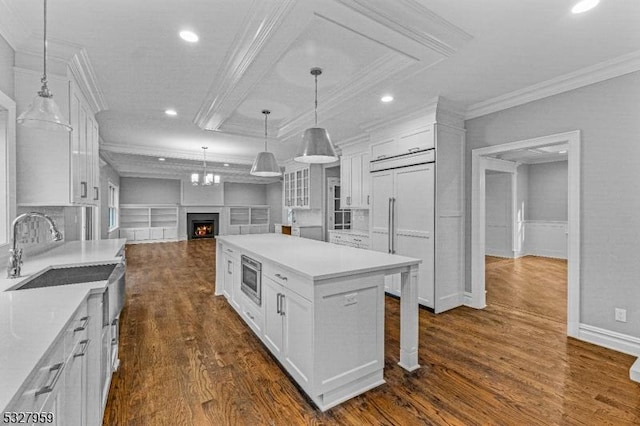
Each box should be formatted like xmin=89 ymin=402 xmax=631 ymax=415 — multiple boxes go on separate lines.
xmin=7 ymin=212 xmax=63 ymax=278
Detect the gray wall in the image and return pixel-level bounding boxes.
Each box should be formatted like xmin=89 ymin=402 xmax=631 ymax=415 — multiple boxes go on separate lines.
xmin=0 ymin=34 xmax=14 ymax=97
xmin=100 ymin=160 xmax=120 ymax=239
xmin=527 ymin=161 xmax=568 ymax=221
xmin=224 ymin=182 xmax=267 ymax=205
xmin=465 ymin=70 xmax=640 ymax=339
xmin=120 ymin=177 xmax=181 ymax=205
xmin=266 ymin=182 xmax=282 ymax=233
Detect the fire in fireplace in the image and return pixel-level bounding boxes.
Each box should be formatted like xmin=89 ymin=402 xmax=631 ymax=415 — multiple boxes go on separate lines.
xmin=187 ymin=213 xmax=219 ymax=240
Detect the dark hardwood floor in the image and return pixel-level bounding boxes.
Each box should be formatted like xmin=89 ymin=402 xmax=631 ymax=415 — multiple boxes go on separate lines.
xmin=103 ymin=240 xmax=640 ymax=425
xmin=486 ymin=255 xmax=567 ymax=323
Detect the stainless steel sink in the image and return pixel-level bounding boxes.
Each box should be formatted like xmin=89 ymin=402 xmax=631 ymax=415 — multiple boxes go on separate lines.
xmin=14 ymin=264 xmax=118 ymax=290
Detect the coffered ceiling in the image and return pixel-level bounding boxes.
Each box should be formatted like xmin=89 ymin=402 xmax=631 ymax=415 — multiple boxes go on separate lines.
xmin=2 ymin=0 xmax=640 ymax=182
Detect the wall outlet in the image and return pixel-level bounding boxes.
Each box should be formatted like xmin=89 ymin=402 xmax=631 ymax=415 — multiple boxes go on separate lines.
xmin=615 ymin=308 xmax=627 ymax=323
xmin=344 ymin=293 xmax=358 ymax=306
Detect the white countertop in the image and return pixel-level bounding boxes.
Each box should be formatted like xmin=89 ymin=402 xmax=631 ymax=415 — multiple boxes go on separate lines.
xmin=217 ymin=234 xmax=420 ymax=280
xmin=0 ymin=239 xmax=126 ymax=410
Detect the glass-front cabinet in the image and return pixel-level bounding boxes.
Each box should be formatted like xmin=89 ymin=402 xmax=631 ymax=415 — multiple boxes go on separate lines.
xmin=282 ymin=163 xmax=321 ymax=209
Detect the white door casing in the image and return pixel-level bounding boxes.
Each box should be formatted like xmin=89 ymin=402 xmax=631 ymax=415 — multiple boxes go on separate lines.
xmin=470 ymin=130 xmax=580 ymax=337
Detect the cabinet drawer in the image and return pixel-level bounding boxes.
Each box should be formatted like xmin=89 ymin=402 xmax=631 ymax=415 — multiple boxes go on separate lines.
xmin=6 ymin=336 xmax=66 ymax=413
xmin=241 ymin=296 xmax=264 ymax=337
xmin=263 ymin=262 xmax=312 ymax=300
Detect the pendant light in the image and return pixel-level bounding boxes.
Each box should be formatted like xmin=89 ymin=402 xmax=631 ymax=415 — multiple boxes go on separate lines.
xmin=191 ymin=147 xmax=215 ymax=186
xmin=17 ymin=0 xmax=72 ymax=132
xmin=294 ymin=67 xmax=338 ymax=164
xmin=250 ymin=110 xmax=282 ymax=177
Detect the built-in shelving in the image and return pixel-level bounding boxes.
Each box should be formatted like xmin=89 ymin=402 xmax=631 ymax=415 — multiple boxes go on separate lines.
xmin=119 ymin=204 xmax=178 ymax=243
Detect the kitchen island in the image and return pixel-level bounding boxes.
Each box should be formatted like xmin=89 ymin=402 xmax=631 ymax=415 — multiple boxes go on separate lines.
xmin=215 ymin=233 xmax=421 ymax=411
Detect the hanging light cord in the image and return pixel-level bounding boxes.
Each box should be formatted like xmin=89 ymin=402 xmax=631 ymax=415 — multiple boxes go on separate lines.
xmin=202 ymin=147 xmax=207 ymax=175
xmin=39 ymin=0 xmax=51 ymax=97
xmin=263 ymin=110 xmax=270 ymax=151
xmin=314 ymin=72 xmax=318 ymax=126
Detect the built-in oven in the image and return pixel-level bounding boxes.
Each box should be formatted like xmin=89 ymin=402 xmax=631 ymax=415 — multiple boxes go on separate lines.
xmin=241 ymin=255 xmax=262 ymax=306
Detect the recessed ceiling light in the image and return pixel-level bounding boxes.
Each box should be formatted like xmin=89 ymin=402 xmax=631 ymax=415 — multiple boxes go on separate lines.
xmin=571 ymin=0 xmax=599 ymax=14
xmin=223 ymin=163 xmax=229 ymax=167
xmin=381 ymin=95 xmax=394 ymax=103
xmin=165 ymin=109 xmax=177 ymax=116
xmin=179 ymin=30 xmax=199 ymax=43
xmin=158 ymin=157 xmax=166 ymax=161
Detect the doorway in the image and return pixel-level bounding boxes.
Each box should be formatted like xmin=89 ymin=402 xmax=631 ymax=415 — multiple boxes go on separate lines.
xmin=471 ymin=130 xmax=581 ymax=337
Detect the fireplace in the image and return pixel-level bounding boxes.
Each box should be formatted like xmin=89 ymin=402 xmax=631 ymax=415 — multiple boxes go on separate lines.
xmin=187 ymin=213 xmax=219 ymax=240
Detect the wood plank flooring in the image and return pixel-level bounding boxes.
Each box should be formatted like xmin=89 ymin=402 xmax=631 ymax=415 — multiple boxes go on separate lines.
xmin=486 ymin=255 xmax=567 ymax=323
xmin=103 ymin=240 xmax=640 ymax=425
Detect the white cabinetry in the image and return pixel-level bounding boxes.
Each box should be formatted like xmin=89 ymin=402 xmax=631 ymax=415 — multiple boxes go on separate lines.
xmin=283 ymin=163 xmax=322 ymax=209
xmin=227 ymin=206 xmax=270 ymax=235
xmin=15 ymin=68 xmax=100 ymax=206
xmin=263 ymin=275 xmax=313 ymax=387
xmin=340 ymin=152 xmax=370 ymax=209
xmin=328 ymin=231 xmax=370 ymax=249
xmin=119 ymin=205 xmax=178 ymax=243
xmin=368 ymin=104 xmax=465 ymax=313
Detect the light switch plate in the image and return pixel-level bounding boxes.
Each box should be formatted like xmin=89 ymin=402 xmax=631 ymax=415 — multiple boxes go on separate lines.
xmin=344 ymin=293 xmax=357 ymax=306
xmin=615 ymin=308 xmax=627 ymax=323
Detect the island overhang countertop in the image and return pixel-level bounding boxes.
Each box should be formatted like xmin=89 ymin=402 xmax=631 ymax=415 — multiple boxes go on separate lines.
xmin=216 ymin=233 xmax=422 ymax=281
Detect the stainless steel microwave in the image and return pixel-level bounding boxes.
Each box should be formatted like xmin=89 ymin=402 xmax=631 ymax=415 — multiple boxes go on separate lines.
xmin=241 ymin=255 xmax=261 ymax=306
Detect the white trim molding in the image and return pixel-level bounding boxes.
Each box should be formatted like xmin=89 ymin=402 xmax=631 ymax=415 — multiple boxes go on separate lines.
xmin=578 ymin=324 xmax=640 ymax=358
xmin=466 ymin=49 xmax=640 ymax=120
xmin=470 ymin=130 xmax=581 ymax=338
xmin=631 ymin=359 xmax=640 ymax=383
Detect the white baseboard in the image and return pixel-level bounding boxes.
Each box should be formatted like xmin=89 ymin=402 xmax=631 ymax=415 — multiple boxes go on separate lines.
xmin=631 ymin=358 xmax=640 ymax=383
xmin=578 ymin=324 xmax=640 ymax=357
xmin=485 ymin=249 xmax=513 ymax=258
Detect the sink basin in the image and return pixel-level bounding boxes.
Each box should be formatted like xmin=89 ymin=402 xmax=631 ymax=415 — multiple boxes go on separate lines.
xmin=14 ymin=264 xmax=118 ymax=290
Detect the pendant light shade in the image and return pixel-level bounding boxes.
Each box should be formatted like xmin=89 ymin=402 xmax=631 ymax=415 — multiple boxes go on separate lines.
xmin=294 ymin=68 xmax=338 ymax=164
xmin=17 ymin=0 xmax=72 ymax=132
xmin=250 ymin=110 xmax=282 ymax=177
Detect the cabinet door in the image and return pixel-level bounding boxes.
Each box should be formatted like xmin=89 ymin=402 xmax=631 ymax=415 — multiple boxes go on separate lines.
xmin=361 ymin=153 xmax=371 ymax=208
xmin=370 ymin=170 xmax=393 ymax=254
xmin=295 ymin=169 xmax=303 ymax=207
xmin=39 ymin=368 xmax=66 ymax=426
xmin=282 ymin=289 xmax=313 ymax=386
xmin=70 ymin=90 xmax=82 ymax=204
xmin=262 ymin=277 xmax=284 ymax=356
xmin=223 ymin=253 xmax=233 ymax=299
xmin=351 ymin=155 xmax=363 ymax=208
xmin=340 ymin=157 xmax=352 ymax=208
xmin=394 ymin=164 xmax=435 ymax=308
xmin=92 ymin=120 xmax=100 ymax=204
xmin=78 ymin=106 xmax=89 ymax=202
xmin=65 ymin=339 xmax=89 ymax=426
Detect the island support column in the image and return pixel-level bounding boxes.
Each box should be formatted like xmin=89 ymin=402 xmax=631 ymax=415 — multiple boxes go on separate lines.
xmin=398 ymin=264 xmax=420 ymax=371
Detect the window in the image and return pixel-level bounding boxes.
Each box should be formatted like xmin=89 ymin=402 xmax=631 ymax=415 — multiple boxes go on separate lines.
xmin=108 ymin=182 xmax=119 ymax=231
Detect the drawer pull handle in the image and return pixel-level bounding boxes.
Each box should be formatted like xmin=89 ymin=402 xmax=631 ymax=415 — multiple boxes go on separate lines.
xmin=275 ymin=273 xmax=288 ymax=281
xmin=93 ymin=187 xmax=99 ymax=201
xmin=81 ymin=182 xmax=88 ymax=198
xmin=280 ymin=294 xmax=286 ymax=316
xmin=246 ymin=311 xmax=255 ymax=321
xmin=74 ymin=316 xmax=89 ymax=332
xmin=376 ymin=155 xmax=387 ymax=160
xmin=35 ymin=362 xmax=64 ymax=396
xmin=74 ymin=339 xmax=90 ymax=358
xmin=408 ymin=147 xmax=421 ymax=153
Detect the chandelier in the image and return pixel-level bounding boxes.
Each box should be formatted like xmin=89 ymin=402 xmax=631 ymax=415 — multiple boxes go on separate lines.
xmin=191 ymin=147 xmax=219 ymax=186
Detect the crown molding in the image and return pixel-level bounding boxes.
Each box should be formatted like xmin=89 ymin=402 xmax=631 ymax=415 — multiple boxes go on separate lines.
xmin=101 ymin=143 xmax=255 ymax=166
xmin=359 ymin=96 xmax=466 ymax=135
xmin=68 ymin=49 xmax=108 ymax=113
xmin=0 ymin=0 xmax=29 ymax=50
xmin=332 ymin=0 xmax=472 ymax=56
xmin=193 ymin=0 xmax=298 ymax=131
xmin=277 ymin=53 xmax=415 ymax=140
xmin=465 ymin=49 xmax=640 ymax=120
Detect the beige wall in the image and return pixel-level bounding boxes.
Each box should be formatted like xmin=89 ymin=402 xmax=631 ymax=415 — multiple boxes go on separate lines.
xmin=465 ymin=71 xmax=640 ymax=338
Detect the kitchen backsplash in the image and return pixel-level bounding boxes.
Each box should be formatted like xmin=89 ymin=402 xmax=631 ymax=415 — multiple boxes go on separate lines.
xmin=15 ymin=207 xmax=74 ymax=257
xmin=351 ymin=209 xmax=369 ymax=232
xmin=288 ymin=209 xmax=322 ymax=226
